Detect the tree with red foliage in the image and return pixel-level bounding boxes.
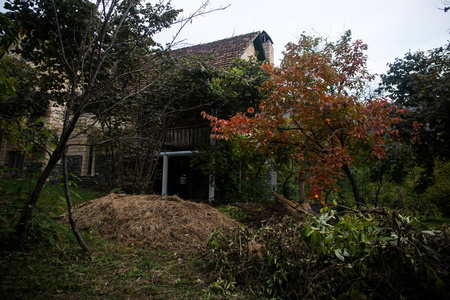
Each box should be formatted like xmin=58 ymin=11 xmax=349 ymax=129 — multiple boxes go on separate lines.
xmin=203 ymin=31 xmax=407 ymax=206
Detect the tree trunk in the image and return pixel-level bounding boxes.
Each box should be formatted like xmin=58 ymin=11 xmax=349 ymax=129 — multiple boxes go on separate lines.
xmin=298 ymin=170 xmax=306 ymax=204
xmin=14 ymin=150 xmax=62 ymax=244
xmin=298 ymin=180 xmax=306 ymax=204
xmin=374 ymin=176 xmax=383 ymax=207
xmin=15 ymin=111 xmax=81 ymax=244
xmin=62 ymin=147 xmax=91 ymax=253
xmin=342 ymin=164 xmax=366 ymax=207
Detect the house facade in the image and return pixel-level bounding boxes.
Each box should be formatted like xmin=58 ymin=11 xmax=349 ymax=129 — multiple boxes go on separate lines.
xmin=1 ymin=30 xmax=274 ymax=201
xmin=0 ymin=105 xmax=97 ymax=182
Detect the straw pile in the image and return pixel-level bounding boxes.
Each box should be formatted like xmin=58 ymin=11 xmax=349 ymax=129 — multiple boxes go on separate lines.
xmin=73 ymin=193 xmax=239 ymax=253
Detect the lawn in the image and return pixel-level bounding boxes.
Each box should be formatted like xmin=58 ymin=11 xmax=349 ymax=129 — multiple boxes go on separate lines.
xmin=0 ymin=179 xmax=239 ymax=299
xmin=0 ymin=238 xmax=226 ymax=299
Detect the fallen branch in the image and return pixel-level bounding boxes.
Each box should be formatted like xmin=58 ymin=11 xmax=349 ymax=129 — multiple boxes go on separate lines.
xmin=269 ymin=191 xmax=317 ymax=218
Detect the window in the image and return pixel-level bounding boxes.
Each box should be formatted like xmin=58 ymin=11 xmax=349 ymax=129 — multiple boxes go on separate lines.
xmin=7 ymin=151 xmax=24 ymax=178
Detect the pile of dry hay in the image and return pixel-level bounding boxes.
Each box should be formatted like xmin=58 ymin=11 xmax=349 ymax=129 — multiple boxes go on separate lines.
xmin=72 ymin=193 xmax=238 ymax=253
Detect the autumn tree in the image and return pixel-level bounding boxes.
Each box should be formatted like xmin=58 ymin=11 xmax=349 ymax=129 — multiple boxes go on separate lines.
xmin=3 ymin=0 xmax=224 ymax=247
xmin=204 ymin=31 xmax=406 ymax=206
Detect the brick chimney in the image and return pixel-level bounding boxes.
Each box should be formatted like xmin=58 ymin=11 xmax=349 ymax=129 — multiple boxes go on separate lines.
xmin=260 ymin=31 xmax=274 ymax=64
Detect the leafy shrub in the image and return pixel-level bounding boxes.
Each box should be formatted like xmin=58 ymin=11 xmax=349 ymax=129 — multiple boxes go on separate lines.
xmin=216 ymin=205 xmax=246 ymax=220
xmin=0 ymin=179 xmax=69 ymax=250
xmin=191 ymin=139 xmax=273 ymax=204
xmin=0 ymin=178 xmax=102 ymax=250
xmin=204 ymin=210 xmax=450 ymax=299
xmin=423 ymin=160 xmax=450 ymax=217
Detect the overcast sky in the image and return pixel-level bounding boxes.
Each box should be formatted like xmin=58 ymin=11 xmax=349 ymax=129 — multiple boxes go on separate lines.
xmin=155 ymin=0 xmax=449 ymax=76
xmin=1 ymin=0 xmax=448 ymax=76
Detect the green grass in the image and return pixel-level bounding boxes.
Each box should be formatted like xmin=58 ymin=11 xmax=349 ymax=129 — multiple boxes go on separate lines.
xmin=421 ymin=217 xmax=450 ymax=227
xmin=0 ymin=178 xmax=104 ymax=241
xmin=0 ymin=234 xmax=230 ymax=299
xmin=0 ymin=178 xmax=245 ymax=299
xmin=0 ymin=178 xmax=104 ymax=214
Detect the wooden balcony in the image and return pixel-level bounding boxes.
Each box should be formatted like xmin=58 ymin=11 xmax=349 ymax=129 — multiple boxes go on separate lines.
xmin=165 ymin=125 xmax=210 ymax=148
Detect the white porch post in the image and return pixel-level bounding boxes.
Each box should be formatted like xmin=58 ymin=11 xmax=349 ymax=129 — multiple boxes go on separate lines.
xmin=162 ymin=154 xmax=169 ymax=196
xmin=208 ymin=138 xmax=216 ymax=204
xmin=208 ymin=173 xmax=215 ymax=204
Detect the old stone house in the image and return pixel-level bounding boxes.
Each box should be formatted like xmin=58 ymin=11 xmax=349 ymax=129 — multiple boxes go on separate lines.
xmin=0 ymin=105 xmax=97 ymax=180
xmin=0 ymin=30 xmax=274 ymax=200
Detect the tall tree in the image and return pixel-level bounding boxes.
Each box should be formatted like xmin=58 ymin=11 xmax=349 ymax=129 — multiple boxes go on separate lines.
xmin=380 ymin=45 xmax=450 ymax=191
xmin=2 ymin=0 xmax=223 ymax=246
xmin=204 ymin=32 xmax=406 ymax=206
xmin=0 ymin=13 xmax=22 ymax=99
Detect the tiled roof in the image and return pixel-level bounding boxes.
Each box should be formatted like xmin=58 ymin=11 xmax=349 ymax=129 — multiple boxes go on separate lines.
xmin=173 ymin=32 xmax=261 ymax=68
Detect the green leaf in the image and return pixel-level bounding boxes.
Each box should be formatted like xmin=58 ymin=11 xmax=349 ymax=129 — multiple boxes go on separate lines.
xmin=334 ymin=249 xmax=345 ymax=261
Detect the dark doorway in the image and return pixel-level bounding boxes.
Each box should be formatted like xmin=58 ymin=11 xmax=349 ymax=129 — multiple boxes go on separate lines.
xmin=154 ymin=156 xmax=208 ymax=201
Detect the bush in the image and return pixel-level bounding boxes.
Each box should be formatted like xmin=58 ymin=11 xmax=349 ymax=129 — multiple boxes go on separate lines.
xmin=423 ymin=160 xmax=450 ymax=217
xmin=204 ymin=210 xmax=450 ymax=299
xmin=0 ymin=178 xmax=103 ymax=250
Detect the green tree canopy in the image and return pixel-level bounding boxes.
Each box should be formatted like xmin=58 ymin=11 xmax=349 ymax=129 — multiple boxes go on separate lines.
xmin=380 ymin=44 xmax=450 ymax=190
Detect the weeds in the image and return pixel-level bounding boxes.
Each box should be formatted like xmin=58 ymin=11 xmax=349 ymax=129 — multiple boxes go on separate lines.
xmin=204 ymin=210 xmax=450 ymax=299
xmin=0 ymin=233 xmax=221 ymax=299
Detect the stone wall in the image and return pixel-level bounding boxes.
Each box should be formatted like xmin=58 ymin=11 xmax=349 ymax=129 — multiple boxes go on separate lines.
xmin=241 ymin=43 xmax=257 ymax=61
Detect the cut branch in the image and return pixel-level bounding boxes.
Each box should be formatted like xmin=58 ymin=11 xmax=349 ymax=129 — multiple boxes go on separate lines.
xmin=270 ymin=191 xmax=317 ymax=219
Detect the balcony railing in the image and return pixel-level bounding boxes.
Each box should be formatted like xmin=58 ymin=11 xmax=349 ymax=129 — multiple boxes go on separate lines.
xmin=165 ymin=125 xmax=210 ymax=148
